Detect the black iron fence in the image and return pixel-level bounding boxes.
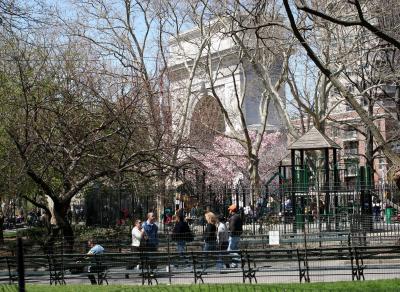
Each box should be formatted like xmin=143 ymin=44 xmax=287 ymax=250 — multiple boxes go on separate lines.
xmin=6 ymin=215 xmax=400 ymax=258
xmin=70 ymin=175 xmax=400 ymax=231
xmin=2 ymin=237 xmax=400 ymax=287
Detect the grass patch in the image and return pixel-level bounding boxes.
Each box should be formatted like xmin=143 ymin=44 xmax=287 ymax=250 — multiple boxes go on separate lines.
xmin=0 ymin=279 xmax=397 ymax=292
xmin=3 ymin=230 xmax=17 ymax=238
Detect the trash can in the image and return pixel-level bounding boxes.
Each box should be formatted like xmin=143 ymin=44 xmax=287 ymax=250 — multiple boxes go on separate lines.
xmin=385 ymin=207 xmax=393 ymax=224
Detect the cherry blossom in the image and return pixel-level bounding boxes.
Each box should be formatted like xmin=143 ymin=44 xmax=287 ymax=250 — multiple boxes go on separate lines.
xmin=194 ymin=131 xmax=287 ymax=184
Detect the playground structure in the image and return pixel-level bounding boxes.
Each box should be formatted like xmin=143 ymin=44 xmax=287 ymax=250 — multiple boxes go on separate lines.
xmin=79 ymin=127 xmax=399 ymax=238
xmin=267 ymin=127 xmax=396 ymax=235
xmin=167 ymin=128 xmax=400 ymax=235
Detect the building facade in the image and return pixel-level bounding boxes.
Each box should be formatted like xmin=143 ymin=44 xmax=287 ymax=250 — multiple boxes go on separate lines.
xmin=167 ymin=20 xmax=285 ymax=148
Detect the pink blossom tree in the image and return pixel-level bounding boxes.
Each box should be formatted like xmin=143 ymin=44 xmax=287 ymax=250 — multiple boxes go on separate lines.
xmin=194 ymin=131 xmax=287 ymax=194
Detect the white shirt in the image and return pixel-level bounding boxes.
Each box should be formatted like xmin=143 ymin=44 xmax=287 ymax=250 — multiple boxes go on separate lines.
xmin=217 ymin=222 xmax=229 ymax=244
xmin=131 ymin=226 xmax=143 ymax=247
xmin=88 ymin=244 xmax=104 ymax=255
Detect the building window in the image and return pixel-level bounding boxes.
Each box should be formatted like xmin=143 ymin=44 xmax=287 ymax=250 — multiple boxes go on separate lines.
xmin=392 ymin=141 xmax=400 ymax=153
xmin=346 ymin=85 xmax=353 ymax=93
xmin=361 ymin=97 xmax=369 ymax=107
xmin=244 ymin=95 xmax=261 ymax=126
xmin=378 ymin=158 xmax=385 ymax=169
xmin=343 ymin=141 xmax=358 ymax=157
xmin=332 ymin=127 xmax=339 ymax=138
xmin=343 ymin=127 xmax=357 ymax=140
xmin=345 ymin=101 xmax=353 ymax=111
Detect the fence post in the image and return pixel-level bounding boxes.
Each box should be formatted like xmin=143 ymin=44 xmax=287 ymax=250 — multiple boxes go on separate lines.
xmin=17 ymin=237 xmax=25 ymax=292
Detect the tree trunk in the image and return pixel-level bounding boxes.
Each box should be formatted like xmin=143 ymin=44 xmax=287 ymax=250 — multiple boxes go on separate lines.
xmin=0 ymin=214 xmax=4 ymax=245
xmin=394 ymin=87 xmax=400 ymax=189
xmin=249 ymin=155 xmax=261 ymax=208
xmin=157 ymin=172 xmax=166 ymax=227
xmin=394 ymin=169 xmax=400 ymax=190
xmin=52 ymin=200 xmax=74 ymax=253
xmin=366 ymin=100 xmax=374 ymax=183
xmin=43 ymin=209 xmax=52 ymax=235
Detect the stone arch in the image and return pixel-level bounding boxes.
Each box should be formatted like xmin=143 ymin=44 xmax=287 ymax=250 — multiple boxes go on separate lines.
xmin=189 ymin=95 xmax=225 ymax=149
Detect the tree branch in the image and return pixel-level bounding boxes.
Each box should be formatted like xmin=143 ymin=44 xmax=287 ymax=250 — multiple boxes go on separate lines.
xmin=297 ymin=2 xmax=400 ymax=50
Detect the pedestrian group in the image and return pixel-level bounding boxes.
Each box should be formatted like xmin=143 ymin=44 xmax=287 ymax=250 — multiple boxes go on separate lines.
xmin=87 ymin=204 xmax=243 ymax=284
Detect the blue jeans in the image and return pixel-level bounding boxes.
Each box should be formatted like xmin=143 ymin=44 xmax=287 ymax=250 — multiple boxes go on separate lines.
xmin=203 ymin=241 xmax=216 ymax=251
xmin=175 ymin=240 xmax=188 ymax=266
xmin=176 ymin=240 xmax=186 ymax=256
xmin=216 ymin=242 xmax=229 ymax=269
xmin=227 ymin=236 xmax=240 ymax=267
xmin=228 ymin=236 xmax=240 ymax=251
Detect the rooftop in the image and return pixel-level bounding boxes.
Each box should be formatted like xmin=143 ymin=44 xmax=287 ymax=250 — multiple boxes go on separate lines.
xmin=288 ymin=127 xmax=341 ymax=150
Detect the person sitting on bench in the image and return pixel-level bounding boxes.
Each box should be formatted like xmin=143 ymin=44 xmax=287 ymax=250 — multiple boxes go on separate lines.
xmin=86 ymin=239 xmax=105 ymax=285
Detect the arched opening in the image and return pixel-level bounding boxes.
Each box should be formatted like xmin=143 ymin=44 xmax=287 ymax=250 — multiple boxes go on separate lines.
xmin=189 ymin=95 xmax=225 ymax=149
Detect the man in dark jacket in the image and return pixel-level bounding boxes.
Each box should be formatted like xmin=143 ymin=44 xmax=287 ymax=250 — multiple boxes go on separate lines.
xmin=227 ymin=205 xmax=243 ymax=268
xmin=228 ymin=204 xmax=243 ymax=251
xmin=172 ymin=213 xmax=193 ymax=255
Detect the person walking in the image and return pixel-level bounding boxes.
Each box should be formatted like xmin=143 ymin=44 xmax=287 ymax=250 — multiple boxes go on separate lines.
xmin=227 ymin=205 xmax=243 ymax=268
xmin=227 ymin=205 xmax=243 ymax=251
xmin=171 ymin=212 xmax=192 ymax=256
xmin=203 ymin=212 xmax=217 ymax=251
xmin=171 ymin=212 xmax=193 ymax=269
xmin=131 ymin=219 xmax=146 ymax=252
xmin=126 ymin=219 xmax=147 ymax=277
xmin=217 ymin=215 xmax=229 ymax=251
xmin=216 ymin=215 xmax=229 ymax=269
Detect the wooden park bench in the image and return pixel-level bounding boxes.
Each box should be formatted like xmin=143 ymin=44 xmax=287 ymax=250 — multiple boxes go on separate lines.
xmin=295 ymin=246 xmax=356 ymax=283
xmin=47 ymin=253 xmax=110 ymax=285
xmin=280 ymin=232 xmax=351 ymax=247
xmin=0 ymin=256 xmax=17 ymax=284
xmin=294 ymin=245 xmax=400 ymax=283
xmin=4 ymin=244 xmax=400 ymax=286
xmin=189 ymin=250 xmax=258 ymax=284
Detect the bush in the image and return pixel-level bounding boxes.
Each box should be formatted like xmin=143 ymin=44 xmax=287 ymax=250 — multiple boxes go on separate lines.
xmin=16 ymin=227 xmax=48 ymax=244
xmin=73 ymin=225 xmax=130 ymax=242
xmin=1 ymin=227 xmax=49 ymax=253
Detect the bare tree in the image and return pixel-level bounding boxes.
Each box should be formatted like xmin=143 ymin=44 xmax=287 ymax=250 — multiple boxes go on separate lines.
xmin=0 ymin=18 xmax=159 ymax=250
xmin=167 ymin=0 xmax=294 ymax=205
xmin=283 ymin=0 xmax=400 ymax=188
xmin=66 ymin=0 xmax=208 ymax=219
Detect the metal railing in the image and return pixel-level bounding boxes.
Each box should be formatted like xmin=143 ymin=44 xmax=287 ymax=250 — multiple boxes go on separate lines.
xmin=3 ymin=238 xmax=400 ymax=287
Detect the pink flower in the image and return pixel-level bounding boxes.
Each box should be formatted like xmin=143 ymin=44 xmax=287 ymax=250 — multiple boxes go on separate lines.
xmin=193 ymin=131 xmax=286 ymax=184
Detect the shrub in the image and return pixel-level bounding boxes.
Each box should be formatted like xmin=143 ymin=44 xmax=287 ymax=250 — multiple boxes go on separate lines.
xmin=73 ymin=225 xmax=130 ymax=242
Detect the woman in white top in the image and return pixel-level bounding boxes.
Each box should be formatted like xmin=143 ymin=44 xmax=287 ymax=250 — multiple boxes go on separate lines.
xmin=216 ymin=215 xmax=229 ymax=269
xmin=131 ymin=219 xmax=146 ymax=251
xmin=217 ymin=215 xmax=229 ymax=251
